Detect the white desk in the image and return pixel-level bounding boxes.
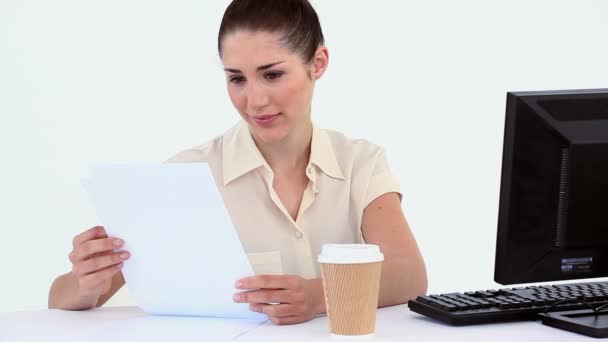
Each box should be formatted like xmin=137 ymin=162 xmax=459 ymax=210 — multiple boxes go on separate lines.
xmin=0 ymin=305 xmax=590 ymax=341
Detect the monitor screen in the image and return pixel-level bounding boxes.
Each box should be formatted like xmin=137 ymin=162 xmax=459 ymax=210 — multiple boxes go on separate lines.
xmin=494 ymin=89 xmax=608 ymax=285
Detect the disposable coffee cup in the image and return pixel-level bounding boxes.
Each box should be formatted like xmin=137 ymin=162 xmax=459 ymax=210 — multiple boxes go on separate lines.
xmin=318 ymin=244 xmax=384 ymax=337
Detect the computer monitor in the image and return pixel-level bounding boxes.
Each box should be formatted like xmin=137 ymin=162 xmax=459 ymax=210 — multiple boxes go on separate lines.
xmin=494 ymin=89 xmax=608 ymax=285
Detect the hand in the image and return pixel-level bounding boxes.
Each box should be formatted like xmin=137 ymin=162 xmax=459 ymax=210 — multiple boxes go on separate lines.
xmin=69 ymin=226 xmax=129 ymax=299
xmin=233 ymin=275 xmax=325 ymax=325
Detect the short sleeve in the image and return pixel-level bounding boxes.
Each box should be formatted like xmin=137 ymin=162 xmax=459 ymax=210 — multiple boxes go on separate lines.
xmin=363 ymin=148 xmax=401 ymax=208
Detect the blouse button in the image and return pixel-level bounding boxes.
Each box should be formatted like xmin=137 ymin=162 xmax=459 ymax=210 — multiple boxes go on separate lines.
xmin=295 ymin=231 xmax=303 ymax=239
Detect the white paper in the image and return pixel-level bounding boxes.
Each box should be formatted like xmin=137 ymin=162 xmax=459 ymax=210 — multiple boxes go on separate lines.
xmin=82 ymin=163 xmax=265 ymax=320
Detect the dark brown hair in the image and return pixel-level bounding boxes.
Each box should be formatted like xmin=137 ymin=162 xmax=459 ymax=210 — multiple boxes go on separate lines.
xmin=218 ymin=0 xmax=325 ymax=63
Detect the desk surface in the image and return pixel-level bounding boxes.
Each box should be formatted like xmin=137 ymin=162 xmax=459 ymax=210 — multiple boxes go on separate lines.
xmin=0 ymin=305 xmax=590 ymax=341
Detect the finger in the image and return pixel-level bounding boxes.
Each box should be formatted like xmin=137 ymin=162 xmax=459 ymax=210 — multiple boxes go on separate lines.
xmin=234 ymin=289 xmax=299 ymax=304
xmin=73 ymin=249 xmax=114 ymax=264
xmin=88 ymin=249 xmax=115 ymax=259
xmin=72 ymin=226 xmax=107 ymax=248
xmin=236 ymin=275 xmax=301 ymax=290
xmin=72 ymin=251 xmax=130 ymax=276
xmin=78 ymin=263 xmax=123 ymax=292
xmin=251 ymin=303 xmax=299 ymax=318
xmin=71 ymin=237 xmax=124 ymax=262
xmin=269 ymin=315 xmax=306 ymax=325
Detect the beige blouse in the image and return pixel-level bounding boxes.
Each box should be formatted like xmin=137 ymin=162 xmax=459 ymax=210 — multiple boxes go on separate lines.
xmin=167 ymin=121 xmax=400 ymax=279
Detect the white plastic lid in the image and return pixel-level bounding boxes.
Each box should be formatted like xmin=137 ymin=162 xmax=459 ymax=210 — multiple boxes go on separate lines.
xmin=317 ymin=244 xmax=384 ymax=264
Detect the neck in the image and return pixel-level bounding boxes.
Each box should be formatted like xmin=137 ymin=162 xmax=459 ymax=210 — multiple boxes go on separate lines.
xmin=253 ymin=121 xmax=313 ymax=175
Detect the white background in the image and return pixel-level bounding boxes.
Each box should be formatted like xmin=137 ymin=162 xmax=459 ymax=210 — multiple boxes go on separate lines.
xmin=1 ymin=0 xmax=607 ymax=312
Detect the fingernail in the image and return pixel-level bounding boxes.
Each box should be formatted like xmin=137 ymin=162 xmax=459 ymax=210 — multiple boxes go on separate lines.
xmin=113 ymin=239 xmax=123 ymax=246
xmin=120 ymin=252 xmax=129 ymax=259
xmin=233 ymin=294 xmax=241 ymax=302
xmin=235 ymin=280 xmax=243 ymax=289
xmin=116 ymin=263 xmax=123 ymax=269
xmin=249 ymin=304 xmax=258 ymax=312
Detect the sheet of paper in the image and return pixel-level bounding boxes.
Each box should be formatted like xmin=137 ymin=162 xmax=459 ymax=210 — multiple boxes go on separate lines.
xmin=82 ymin=163 xmax=265 ymax=320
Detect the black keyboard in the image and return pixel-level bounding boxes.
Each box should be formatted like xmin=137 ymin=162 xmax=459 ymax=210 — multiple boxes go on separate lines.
xmin=408 ymin=281 xmax=608 ymax=325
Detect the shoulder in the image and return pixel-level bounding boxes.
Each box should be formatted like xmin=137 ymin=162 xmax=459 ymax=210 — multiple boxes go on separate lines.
xmin=164 ymin=140 xmax=219 ymax=164
xmin=164 ymin=122 xmax=248 ymax=163
xmin=164 ymin=133 xmax=226 ymax=164
xmin=322 ymin=127 xmax=386 ymax=165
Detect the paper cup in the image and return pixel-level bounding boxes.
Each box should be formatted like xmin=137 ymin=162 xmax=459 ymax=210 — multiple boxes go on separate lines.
xmin=318 ymin=244 xmax=383 ymax=336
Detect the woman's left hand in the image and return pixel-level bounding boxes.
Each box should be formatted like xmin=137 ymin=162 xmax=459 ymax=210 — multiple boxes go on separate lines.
xmin=233 ymin=275 xmax=325 ymax=325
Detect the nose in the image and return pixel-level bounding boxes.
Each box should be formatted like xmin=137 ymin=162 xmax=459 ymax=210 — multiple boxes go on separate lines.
xmin=245 ymin=80 xmax=269 ymax=113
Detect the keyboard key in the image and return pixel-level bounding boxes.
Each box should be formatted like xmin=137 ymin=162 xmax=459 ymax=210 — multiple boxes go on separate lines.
xmin=497 ymin=302 xmax=515 ymax=309
xmin=428 ymin=299 xmax=457 ymax=312
xmin=416 ymin=295 xmax=433 ymax=304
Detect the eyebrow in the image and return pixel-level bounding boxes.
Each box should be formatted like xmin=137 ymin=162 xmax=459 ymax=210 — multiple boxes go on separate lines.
xmin=224 ymin=61 xmax=285 ymax=74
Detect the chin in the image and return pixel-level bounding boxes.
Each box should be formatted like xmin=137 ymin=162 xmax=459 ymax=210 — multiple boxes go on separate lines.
xmin=249 ymin=124 xmax=289 ymax=145
xmin=255 ymin=129 xmax=289 ymax=144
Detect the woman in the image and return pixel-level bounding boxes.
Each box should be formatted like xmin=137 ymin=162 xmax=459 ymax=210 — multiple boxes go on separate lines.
xmin=48 ymin=0 xmax=427 ymax=325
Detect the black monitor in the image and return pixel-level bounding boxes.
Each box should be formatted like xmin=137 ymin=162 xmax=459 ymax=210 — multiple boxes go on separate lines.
xmin=494 ymin=89 xmax=608 ymax=285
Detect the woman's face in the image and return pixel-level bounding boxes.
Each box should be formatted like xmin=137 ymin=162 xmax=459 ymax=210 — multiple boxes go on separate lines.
xmin=221 ymin=30 xmax=326 ymax=145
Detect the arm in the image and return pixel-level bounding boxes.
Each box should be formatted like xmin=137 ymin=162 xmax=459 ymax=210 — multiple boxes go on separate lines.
xmin=361 ymin=192 xmax=428 ymax=306
xmin=234 ymin=192 xmax=426 ymax=324
xmin=48 ymin=271 xmax=125 ymax=310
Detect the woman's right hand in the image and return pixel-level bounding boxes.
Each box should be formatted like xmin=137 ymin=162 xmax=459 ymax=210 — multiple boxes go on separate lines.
xmin=69 ymin=225 xmax=130 ymax=299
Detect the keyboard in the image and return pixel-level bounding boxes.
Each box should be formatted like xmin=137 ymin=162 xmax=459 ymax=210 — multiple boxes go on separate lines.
xmin=408 ymin=281 xmax=608 ymax=325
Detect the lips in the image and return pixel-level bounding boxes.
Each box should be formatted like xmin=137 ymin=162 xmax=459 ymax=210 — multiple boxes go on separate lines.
xmin=254 ymin=113 xmax=280 ymax=120
xmin=252 ymin=113 xmax=281 ymax=126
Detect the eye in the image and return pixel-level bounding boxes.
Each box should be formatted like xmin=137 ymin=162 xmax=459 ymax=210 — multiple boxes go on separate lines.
xmin=229 ymin=76 xmax=245 ymax=85
xmin=265 ymin=72 xmax=283 ymax=80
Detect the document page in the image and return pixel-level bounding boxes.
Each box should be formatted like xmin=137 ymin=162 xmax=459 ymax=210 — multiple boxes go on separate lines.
xmin=82 ymin=163 xmax=265 ymax=320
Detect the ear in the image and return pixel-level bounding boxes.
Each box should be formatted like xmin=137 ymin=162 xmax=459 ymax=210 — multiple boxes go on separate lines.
xmin=310 ymin=45 xmax=329 ymax=80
